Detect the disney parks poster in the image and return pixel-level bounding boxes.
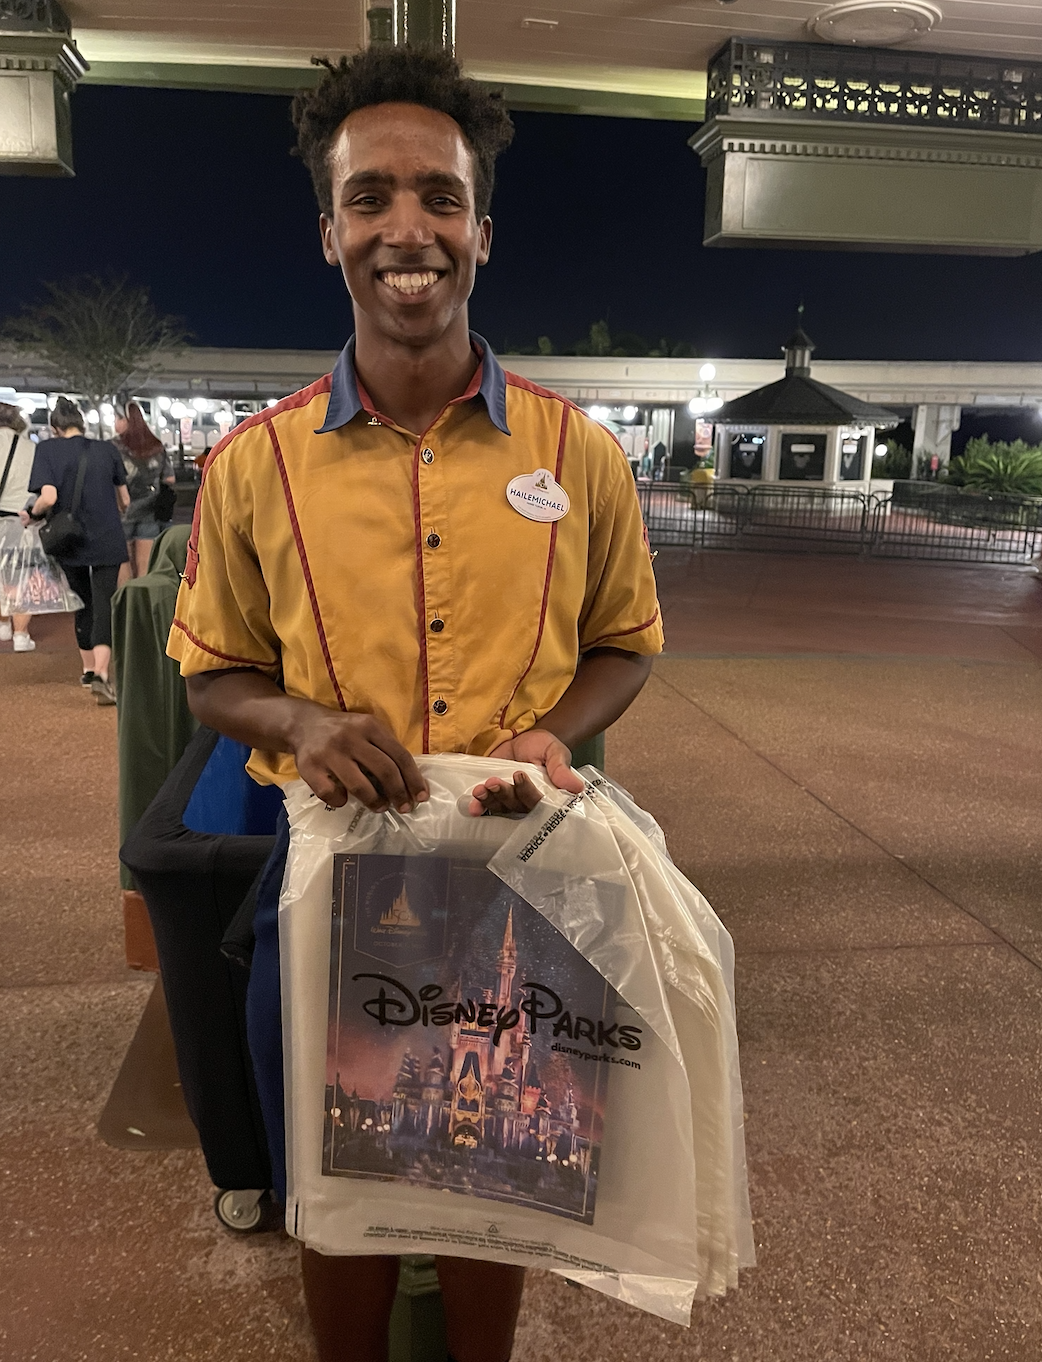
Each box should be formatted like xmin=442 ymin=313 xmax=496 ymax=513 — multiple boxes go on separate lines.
xmin=324 ymin=853 xmax=641 ymax=1223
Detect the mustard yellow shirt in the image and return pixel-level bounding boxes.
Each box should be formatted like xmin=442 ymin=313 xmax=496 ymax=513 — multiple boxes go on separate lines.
xmin=167 ymin=335 xmax=663 ymax=785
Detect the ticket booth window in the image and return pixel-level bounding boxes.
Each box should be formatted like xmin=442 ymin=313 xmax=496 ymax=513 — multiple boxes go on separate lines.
xmin=839 ymin=435 xmax=867 ymax=481
xmin=779 ymin=433 xmax=826 ymax=481
xmin=729 ymin=433 xmax=764 ymax=479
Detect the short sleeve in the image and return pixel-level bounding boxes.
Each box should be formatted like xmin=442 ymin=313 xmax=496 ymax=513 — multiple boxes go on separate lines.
xmin=27 ymin=445 xmax=53 ymax=494
xmin=578 ymin=446 xmax=664 ymax=656
xmin=110 ymin=444 xmax=127 ymax=485
xmin=166 ymin=451 xmax=282 ymax=679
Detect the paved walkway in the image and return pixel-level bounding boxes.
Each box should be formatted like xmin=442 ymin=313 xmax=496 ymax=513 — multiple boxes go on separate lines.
xmin=3 ymin=551 xmax=1042 ymax=1360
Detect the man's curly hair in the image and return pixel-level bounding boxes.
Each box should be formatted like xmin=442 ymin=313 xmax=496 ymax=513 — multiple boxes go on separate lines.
xmin=292 ymin=47 xmax=515 ymax=219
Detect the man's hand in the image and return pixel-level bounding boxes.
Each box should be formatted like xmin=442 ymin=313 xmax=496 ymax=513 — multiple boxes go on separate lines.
xmin=185 ymin=670 xmax=429 ymax=815
xmin=292 ymin=709 xmax=429 ymax=813
xmin=468 ymin=728 xmax=584 ymax=817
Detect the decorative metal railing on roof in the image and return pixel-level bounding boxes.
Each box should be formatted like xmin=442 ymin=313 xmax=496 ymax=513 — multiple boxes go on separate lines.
xmin=0 ymin=1 xmax=71 ymax=35
xmin=705 ymin=38 xmax=1042 ymax=134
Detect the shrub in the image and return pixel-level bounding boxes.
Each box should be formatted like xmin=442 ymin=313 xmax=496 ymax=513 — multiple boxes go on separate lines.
xmin=947 ymin=437 xmax=1042 ymax=496
xmin=872 ymin=438 xmax=912 ymax=479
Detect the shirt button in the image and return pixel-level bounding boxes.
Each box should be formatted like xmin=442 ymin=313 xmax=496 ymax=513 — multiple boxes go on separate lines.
xmin=421 ymin=448 xmax=434 ymax=464
xmin=426 ymin=532 xmax=441 ymax=548
xmin=429 ymin=617 xmax=445 ymax=633
xmin=432 ymin=698 xmax=448 ymax=715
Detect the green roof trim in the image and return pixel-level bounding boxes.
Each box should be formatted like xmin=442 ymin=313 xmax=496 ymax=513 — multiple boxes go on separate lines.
xmin=80 ymin=61 xmax=705 ymax=120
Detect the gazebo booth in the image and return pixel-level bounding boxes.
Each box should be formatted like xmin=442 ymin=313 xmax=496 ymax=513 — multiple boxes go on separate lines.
xmin=713 ymin=329 xmax=898 ymax=491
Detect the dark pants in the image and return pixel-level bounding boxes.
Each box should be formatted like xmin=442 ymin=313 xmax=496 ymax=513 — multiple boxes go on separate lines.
xmin=245 ymin=805 xmax=291 ymax=1203
xmin=63 ymin=563 xmax=120 ymax=651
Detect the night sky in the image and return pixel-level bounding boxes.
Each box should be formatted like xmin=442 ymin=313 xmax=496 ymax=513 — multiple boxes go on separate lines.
xmin=4 ymin=83 xmax=1042 ymax=362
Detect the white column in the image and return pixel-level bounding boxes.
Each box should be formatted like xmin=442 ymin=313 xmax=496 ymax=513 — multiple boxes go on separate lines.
xmin=912 ymin=404 xmax=961 ymax=478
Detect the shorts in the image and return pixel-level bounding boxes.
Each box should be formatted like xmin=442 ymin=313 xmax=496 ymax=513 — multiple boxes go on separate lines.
xmin=123 ymin=516 xmax=166 ymax=541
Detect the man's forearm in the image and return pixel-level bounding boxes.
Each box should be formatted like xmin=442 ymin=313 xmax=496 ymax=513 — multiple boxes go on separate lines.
xmin=534 ymin=647 xmax=653 ymax=751
xmin=186 ymin=668 xmax=324 ymax=753
xmin=185 ymin=668 xmax=429 ymax=812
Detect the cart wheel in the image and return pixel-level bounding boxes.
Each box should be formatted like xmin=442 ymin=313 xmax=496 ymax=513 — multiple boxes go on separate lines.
xmin=213 ymin=1188 xmax=268 ymax=1233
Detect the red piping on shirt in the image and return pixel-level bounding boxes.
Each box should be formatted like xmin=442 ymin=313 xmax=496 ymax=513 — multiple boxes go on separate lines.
xmin=182 ymin=374 xmax=333 ymax=588
xmin=497 ymin=400 xmax=570 ymax=732
xmin=412 ymin=438 xmax=431 ymax=752
xmin=583 ymin=609 xmax=661 ymax=651
xmin=266 ymin=417 xmax=347 ymax=712
xmin=171 ymin=619 xmax=267 ymax=668
xmin=406 ymin=363 xmax=487 ymax=753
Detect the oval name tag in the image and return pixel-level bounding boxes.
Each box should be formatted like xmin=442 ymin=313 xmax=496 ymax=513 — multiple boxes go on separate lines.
xmin=506 ymin=468 xmax=570 ymax=523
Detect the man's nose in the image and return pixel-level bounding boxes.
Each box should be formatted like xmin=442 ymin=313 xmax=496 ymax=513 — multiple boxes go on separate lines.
xmin=381 ymin=192 xmax=435 ymax=249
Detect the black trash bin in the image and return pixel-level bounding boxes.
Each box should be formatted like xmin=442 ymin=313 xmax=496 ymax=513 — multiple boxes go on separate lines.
xmin=120 ymin=724 xmax=283 ymax=1226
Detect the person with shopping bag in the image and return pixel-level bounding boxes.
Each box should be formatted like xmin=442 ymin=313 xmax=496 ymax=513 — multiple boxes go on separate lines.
xmin=27 ymin=396 xmax=129 ymax=704
xmin=0 ymin=402 xmax=39 ymax=651
xmin=167 ymin=47 xmax=662 ymax=1362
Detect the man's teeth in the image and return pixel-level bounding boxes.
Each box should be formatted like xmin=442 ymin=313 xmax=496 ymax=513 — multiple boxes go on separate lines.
xmin=381 ymin=271 xmax=440 ymax=294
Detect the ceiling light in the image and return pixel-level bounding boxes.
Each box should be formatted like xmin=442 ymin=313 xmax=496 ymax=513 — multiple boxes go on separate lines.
xmin=699 ymin=363 xmax=717 ymax=382
xmin=157 ymin=396 xmax=171 ymax=411
xmin=622 ymin=405 xmax=638 ymax=421
xmin=875 ymin=443 xmax=888 ymax=456
xmin=688 ymin=398 xmax=706 ymax=416
xmin=521 ymin=16 xmax=558 ymax=29
xmin=809 ymin=0 xmax=941 ymax=45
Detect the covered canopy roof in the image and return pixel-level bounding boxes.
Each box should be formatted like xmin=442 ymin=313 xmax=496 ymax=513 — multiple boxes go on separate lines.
xmin=713 ymin=375 xmax=900 ymax=427
xmin=713 ymin=328 xmax=899 ymax=428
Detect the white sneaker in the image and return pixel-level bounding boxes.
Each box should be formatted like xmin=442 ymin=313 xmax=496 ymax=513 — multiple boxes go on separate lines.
xmin=12 ymin=632 xmax=35 ymax=652
xmin=0 ymin=621 xmax=11 ymax=641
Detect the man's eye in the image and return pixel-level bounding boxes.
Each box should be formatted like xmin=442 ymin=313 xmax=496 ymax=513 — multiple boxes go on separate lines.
xmin=350 ymin=195 xmax=382 ymax=208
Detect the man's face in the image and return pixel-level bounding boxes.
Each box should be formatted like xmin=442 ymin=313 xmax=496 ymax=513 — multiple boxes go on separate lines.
xmin=321 ymin=102 xmax=492 ymax=347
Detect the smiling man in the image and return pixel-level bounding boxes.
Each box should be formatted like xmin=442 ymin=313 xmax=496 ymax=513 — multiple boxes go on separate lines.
xmin=168 ymin=46 xmax=663 ymax=1362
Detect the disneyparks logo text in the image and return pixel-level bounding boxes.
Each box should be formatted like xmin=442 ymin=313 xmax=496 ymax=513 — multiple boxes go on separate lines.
xmin=353 ymin=975 xmax=642 ymax=1052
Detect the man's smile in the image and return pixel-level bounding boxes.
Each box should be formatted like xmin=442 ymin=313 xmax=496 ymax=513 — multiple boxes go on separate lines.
xmin=377 ymin=268 xmax=446 ymax=297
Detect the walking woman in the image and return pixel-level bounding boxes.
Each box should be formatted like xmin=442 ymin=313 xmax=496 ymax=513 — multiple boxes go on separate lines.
xmin=27 ymin=397 xmax=129 ymax=704
xmin=113 ymin=400 xmax=176 ymax=582
xmin=0 ymin=402 xmax=38 ymax=652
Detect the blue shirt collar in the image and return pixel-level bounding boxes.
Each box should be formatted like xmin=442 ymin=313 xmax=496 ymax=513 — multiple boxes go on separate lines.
xmin=315 ymin=331 xmax=510 ymax=437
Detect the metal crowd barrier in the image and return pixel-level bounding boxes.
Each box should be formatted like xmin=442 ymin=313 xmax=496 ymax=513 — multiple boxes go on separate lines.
xmin=636 ymin=482 xmax=1042 ymax=565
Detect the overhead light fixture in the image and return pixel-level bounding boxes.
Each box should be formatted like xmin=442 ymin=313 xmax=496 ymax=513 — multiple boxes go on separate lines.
xmin=808 ymin=0 xmax=941 ymax=45
xmin=699 ymin=363 xmax=717 ymax=382
xmin=875 ymin=443 xmax=888 ymax=456
xmin=157 ymin=396 xmax=172 ymax=411
xmin=622 ymin=405 xmax=638 ymax=421
xmin=521 ymin=16 xmax=559 ymax=29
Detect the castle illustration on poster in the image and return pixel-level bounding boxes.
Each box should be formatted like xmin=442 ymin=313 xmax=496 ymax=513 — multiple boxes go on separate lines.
xmin=324 ymin=853 xmax=638 ymax=1223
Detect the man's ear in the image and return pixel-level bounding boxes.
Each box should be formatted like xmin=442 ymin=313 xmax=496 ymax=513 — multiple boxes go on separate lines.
xmin=477 ymin=215 xmax=493 ymax=268
xmin=320 ymin=213 xmax=340 ymax=266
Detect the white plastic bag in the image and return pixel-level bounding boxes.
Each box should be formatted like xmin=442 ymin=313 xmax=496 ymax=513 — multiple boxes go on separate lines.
xmin=0 ymin=522 xmax=84 ymax=615
xmin=279 ymin=755 xmax=753 ymax=1325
